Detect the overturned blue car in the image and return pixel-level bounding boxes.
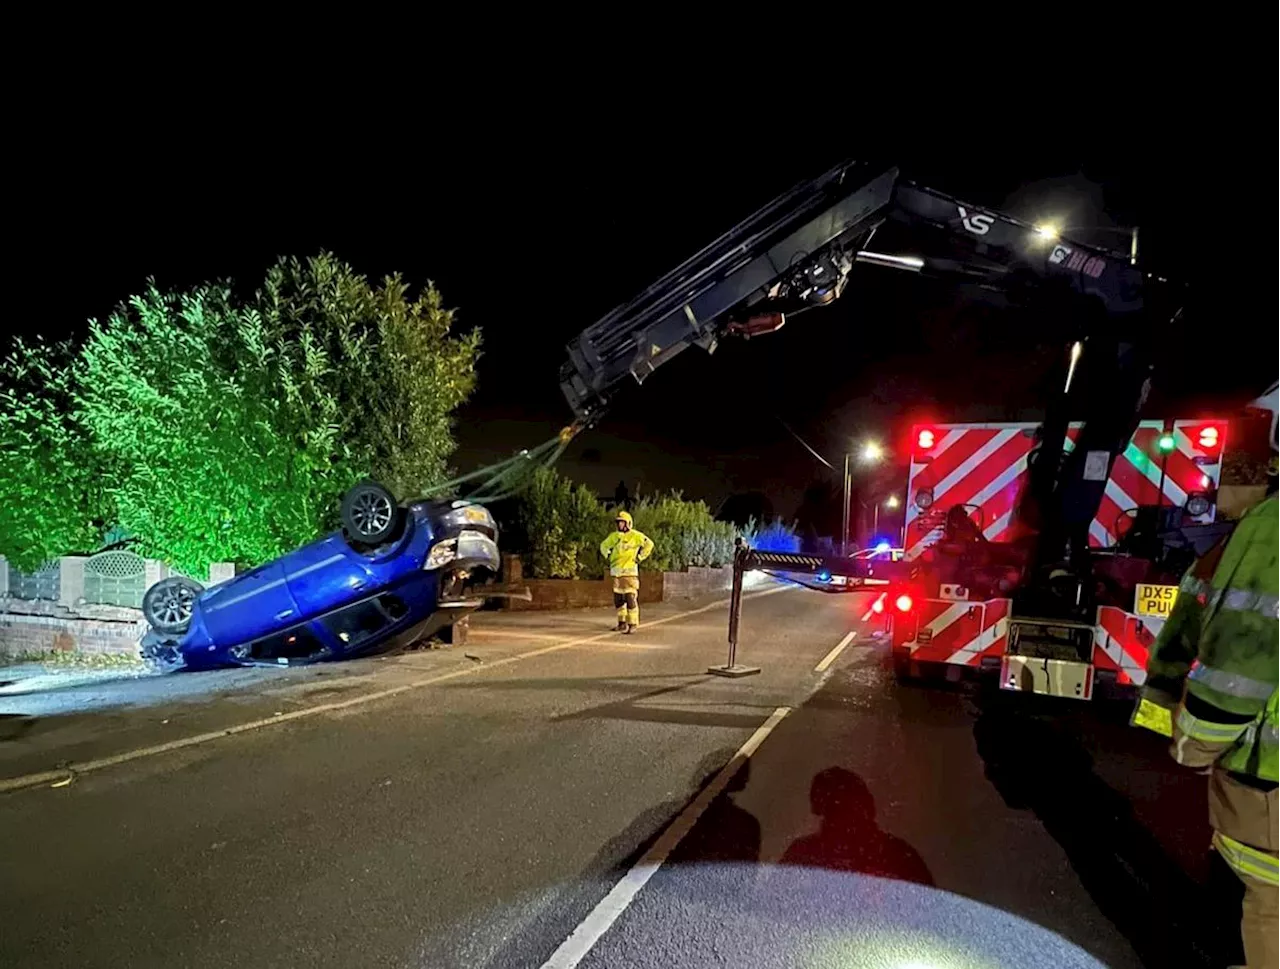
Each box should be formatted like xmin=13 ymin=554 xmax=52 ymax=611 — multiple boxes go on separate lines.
xmin=140 ymin=481 xmax=500 ymax=671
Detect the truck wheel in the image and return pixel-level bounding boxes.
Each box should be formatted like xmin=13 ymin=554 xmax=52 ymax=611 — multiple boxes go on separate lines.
xmin=341 ymin=480 xmax=402 ymax=547
xmin=142 ymin=576 xmax=204 ymax=635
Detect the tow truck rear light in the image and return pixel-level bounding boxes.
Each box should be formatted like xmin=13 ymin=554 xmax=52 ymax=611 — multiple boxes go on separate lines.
xmin=917 ymin=428 xmax=936 ymax=450
xmin=1197 ymin=425 xmax=1221 ymax=451
xmin=895 ymin=594 xmax=914 ymax=613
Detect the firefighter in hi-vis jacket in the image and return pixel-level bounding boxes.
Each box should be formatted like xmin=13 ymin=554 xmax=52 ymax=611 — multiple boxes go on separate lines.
xmin=600 ymin=511 xmax=654 ymax=633
xmin=1137 ymin=382 xmax=1278 ymax=969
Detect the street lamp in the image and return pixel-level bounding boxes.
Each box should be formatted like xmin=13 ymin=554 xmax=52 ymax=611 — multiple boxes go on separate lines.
xmin=873 ymin=494 xmax=900 ymax=537
xmin=842 ymin=440 xmax=885 ymax=556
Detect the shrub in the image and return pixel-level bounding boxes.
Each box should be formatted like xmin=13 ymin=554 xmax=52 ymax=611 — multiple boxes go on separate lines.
xmin=514 ymin=472 xmax=739 ymax=577
xmin=742 ymin=516 xmax=801 ymax=553
xmin=0 ymin=338 xmax=112 ymax=569
xmin=0 ymin=252 xmax=480 ymax=576
xmin=629 ymin=492 xmax=737 ymax=572
xmin=517 ymin=467 xmax=611 ymax=578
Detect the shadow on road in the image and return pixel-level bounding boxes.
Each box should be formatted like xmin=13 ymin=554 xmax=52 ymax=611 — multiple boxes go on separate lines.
xmin=0 ymin=713 xmax=36 ymax=742
xmin=972 ymin=693 xmax=1243 ymax=969
xmin=780 ymin=767 xmax=934 ymax=884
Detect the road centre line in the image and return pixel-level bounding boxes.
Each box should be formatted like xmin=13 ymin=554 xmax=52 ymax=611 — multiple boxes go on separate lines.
xmin=0 ymin=585 xmax=792 ymax=796
xmin=814 ymin=631 xmax=856 ymax=672
xmin=538 ymin=706 xmax=792 ymax=969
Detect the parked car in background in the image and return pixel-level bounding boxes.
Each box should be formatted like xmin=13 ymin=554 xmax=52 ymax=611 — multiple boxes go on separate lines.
xmin=140 ymin=482 xmax=500 ymax=671
xmin=851 ymin=543 xmax=905 ymax=563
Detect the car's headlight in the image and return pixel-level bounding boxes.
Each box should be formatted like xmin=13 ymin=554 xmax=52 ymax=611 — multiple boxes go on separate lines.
xmin=441 ymin=503 xmax=494 ymax=529
xmin=425 ymin=539 xmax=458 ymax=570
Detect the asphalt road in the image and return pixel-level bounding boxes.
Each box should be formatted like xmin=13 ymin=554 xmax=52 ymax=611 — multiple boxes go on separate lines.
xmin=0 ymin=585 xmax=1245 ymax=968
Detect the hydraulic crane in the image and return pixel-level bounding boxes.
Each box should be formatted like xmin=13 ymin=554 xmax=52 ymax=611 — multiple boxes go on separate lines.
xmin=558 ymin=159 xmax=1208 ymax=684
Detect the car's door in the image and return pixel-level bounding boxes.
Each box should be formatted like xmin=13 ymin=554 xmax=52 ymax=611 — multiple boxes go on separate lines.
xmin=282 ymin=533 xmax=375 ymax=622
xmin=199 ymin=561 xmax=300 ymax=646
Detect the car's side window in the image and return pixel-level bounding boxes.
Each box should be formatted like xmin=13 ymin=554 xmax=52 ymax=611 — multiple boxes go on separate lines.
xmin=377 ymin=594 xmax=408 ymax=621
xmin=318 ymin=599 xmax=392 ymax=646
xmin=249 ymin=625 xmax=328 ymax=662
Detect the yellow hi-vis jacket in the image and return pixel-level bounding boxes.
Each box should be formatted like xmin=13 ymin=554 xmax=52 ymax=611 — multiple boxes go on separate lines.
xmin=1144 ymin=494 xmax=1278 ymax=783
xmin=600 ymin=529 xmax=654 ymax=577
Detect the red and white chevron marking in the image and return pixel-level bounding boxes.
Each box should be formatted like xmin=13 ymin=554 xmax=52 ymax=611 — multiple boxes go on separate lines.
xmin=892 ymin=598 xmax=1162 ymax=683
xmin=1092 ymin=606 xmax=1162 ymax=686
xmin=1089 ymin=420 xmax=1225 ymax=548
xmin=905 ymin=421 xmax=1225 ymax=559
xmin=893 ymin=597 xmax=1010 ymax=666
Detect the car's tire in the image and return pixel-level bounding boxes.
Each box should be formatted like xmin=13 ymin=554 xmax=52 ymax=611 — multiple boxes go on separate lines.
xmin=142 ymin=576 xmax=204 ymax=635
xmin=341 ymin=480 xmax=402 ymax=547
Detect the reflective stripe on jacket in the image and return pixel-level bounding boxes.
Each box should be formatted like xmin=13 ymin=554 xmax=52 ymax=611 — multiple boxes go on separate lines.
xmin=600 ymin=529 xmax=654 ymax=577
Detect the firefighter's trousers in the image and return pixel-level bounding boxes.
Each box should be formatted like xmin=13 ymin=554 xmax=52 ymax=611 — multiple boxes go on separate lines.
xmin=613 ymin=575 xmax=640 ymax=627
xmin=1209 ymin=769 xmax=1278 ymax=968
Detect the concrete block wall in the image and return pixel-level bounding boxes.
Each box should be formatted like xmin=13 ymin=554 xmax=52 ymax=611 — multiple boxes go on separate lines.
xmin=660 ymin=565 xmax=735 ymax=600
xmin=0 ymin=598 xmax=149 ymax=660
xmin=504 ymin=574 xmax=666 ymax=612
xmin=502 ymin=560 xmax=739 ymax=611
xmin=0 ymin=559 xmax=235 ymax=662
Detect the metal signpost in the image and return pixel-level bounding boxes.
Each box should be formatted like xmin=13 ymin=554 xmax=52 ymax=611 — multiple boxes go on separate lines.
xmin=709 ymin=540 xmax=912 ymax=678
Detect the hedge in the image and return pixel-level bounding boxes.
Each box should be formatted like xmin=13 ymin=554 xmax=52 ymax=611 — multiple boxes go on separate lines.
xmin=514 ymin=469 xmax=779 ymax=578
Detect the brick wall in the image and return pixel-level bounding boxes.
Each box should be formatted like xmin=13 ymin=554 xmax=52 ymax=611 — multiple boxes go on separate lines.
xmin=0 ymin=597 xmax=147 ymax=660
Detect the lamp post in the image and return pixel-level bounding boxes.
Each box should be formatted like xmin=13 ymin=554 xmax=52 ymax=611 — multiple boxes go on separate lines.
xmin=842 ymin=441 xmax=884 ymax=555
xmin=873 ymin=494 xmax=901 ymax=541
xmin=876 ymin=493 xmax=900 ymax=541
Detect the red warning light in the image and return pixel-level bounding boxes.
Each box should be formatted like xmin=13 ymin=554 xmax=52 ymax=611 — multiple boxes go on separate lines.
xmin=917 ymin=428 xmax=936 ymax=450
xmin=895 ymin=594 xmax=914 ymax=613
xmin=1197 ymin=425 xmax=1220 ymax=450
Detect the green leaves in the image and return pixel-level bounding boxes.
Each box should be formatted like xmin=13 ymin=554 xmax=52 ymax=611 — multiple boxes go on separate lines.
xmin=514 ymin=469 xmax=740 ymax=578
xmin=0 ymin=254 xmax=479 ymax=576
xmin=0 ymin=338 xmax=109 ymax=569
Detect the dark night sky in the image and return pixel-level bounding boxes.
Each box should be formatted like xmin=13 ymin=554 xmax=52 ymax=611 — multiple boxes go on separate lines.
xmin=11 ymin=73 xmax=1274 ymax=521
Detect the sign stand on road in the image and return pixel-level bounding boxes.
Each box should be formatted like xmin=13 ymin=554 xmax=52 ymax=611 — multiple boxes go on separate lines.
xmin=713 ymin=540 xmax=914 ymax=679
xmin=708 ymin=544 xmax=760 ymax=677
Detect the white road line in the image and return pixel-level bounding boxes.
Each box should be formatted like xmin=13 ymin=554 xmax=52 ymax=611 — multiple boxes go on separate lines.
xmin=0 ymin=585 xmax=793 ymax=796
xmin=814 ymin=631 xmax=856 ymax=672
xmin=538 ymin=706 xmax=791 ymax=969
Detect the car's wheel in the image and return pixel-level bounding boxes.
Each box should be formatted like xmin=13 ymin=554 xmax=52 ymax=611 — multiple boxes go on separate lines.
xmin=341 ymin=479 xmax=403 ymax=547
xmin=142 ymin=576 xmax=204 ymax=635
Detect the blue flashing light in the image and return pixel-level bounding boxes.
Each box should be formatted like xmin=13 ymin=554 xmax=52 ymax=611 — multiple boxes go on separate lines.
xmin=817 ymin=570 xmax=831 ymax=582
xmin=874 ymin=541 xmax=891 ymax=554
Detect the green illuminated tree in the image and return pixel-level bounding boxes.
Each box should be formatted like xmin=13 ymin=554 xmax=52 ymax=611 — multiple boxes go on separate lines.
xmin=0 ymin=338 xmax=112 ymax=570
xmin=74 ymin=255 xmax=479 ymax=574
xmin=259 ymin=254 xmax=481 ymax=499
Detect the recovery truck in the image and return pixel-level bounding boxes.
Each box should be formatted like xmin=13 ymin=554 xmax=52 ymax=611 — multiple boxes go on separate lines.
xmin=557 ymin=159 xmax=1230 ymax=700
